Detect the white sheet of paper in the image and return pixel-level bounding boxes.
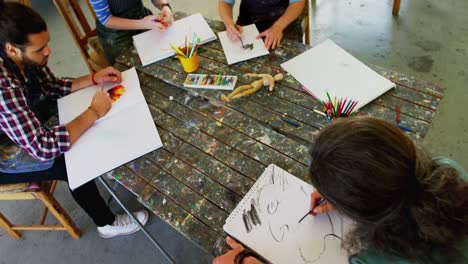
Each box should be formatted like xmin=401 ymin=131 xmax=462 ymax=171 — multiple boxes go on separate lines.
xmin=281 ymin=39 xmax=395 ymax=110
xmin=57 ymin=68 xmax=163 ymax=190
xmin=133 ymin=13 xmax=217 ymax=66
xmin=224 ymin=164 xmax=351 ymax=264
xmin=218 ymin=24 xmax=269 ymax=65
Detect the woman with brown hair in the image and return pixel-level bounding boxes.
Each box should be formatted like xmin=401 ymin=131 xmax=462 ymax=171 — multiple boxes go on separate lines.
xmin=214 ymin=116 xmax=468 ymax=264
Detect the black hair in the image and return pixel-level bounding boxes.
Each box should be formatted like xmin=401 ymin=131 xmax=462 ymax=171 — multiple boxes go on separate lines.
xmin=0 ymin=2 xmax=47 ymax=51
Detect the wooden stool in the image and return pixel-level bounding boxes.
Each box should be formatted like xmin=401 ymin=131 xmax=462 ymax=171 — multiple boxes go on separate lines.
xmin=0 ymin=181 xmax=80 ymax=239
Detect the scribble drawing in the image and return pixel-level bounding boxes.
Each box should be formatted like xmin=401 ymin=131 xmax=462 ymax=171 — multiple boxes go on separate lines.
xmin=299 ymin=233 xmax=343 ymax=263
xmin=242 ymin=199 xmax=262 ymax=233
xmin=268 ymin=222 xmax=289 ymax=242
xmin=267 ymin=200 xmax=280 ymax=215
xmin=298 ymin=212 xmax=345 ymax=263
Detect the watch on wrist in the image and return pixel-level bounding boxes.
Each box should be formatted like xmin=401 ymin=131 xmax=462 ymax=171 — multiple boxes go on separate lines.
xmin=157 ymin=3 xmax=172 ymax=11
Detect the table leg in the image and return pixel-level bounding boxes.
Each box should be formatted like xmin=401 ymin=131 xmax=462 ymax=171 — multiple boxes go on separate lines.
xmin=98 ymin=176 xmax=174 ymax=264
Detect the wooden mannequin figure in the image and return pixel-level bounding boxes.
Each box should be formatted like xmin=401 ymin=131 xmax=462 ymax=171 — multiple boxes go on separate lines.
xmin=221 ymin=73 xmax=284 ymax=102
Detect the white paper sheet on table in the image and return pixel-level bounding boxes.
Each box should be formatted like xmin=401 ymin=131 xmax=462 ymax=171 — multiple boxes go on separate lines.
xmin=218 ymin=24 xmax=269 ymax=65
xmin=224 ymin=164 xmax=352 ymax=264
xmin=281 ymin=39 xmax=395 ymax=110
xmin=133 ymin=13 xmax=217 ymax=66
xmin=57 ymin=68 xmax=163 ymax=190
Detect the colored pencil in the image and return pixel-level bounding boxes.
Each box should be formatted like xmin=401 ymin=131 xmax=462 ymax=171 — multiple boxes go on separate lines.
xmin=320 ymin=91 xmax=359 ymax=120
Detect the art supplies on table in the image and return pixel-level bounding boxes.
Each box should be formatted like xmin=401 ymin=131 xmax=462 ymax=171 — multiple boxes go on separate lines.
xmin=218 ymin=24 xmax=269 ymax=65
xmin=133 ymin=13 xmax=217 ymax=66
xmin=318 ymin=91 xmax=359 ymax=122
xmin=281 ymin=39 xmax=396 ymax=110
xmin=172 ymin=35 xmax=201 ymax=73
xmin=224 ymin=164 xmax=351 ymax=264
xmin=57 ymin=68 xmax=163 ymax=190
xmin=183 ymin=74 xmax=237 ymax=90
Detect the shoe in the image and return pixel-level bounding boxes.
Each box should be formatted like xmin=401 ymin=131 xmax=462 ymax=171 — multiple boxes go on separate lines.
xmin=97 ymin=210 xmax=149 ymax=238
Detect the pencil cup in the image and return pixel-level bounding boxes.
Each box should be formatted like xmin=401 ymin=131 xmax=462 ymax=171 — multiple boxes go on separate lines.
xmin=177 ymin=46 xmax=199 ymax=73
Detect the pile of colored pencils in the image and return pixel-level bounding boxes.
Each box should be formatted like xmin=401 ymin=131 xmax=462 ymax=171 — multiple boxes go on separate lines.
xmin=318 ymin=91 xmax=359 ymax=122
xmin=170 ymin=33 xmax=200 ymax=58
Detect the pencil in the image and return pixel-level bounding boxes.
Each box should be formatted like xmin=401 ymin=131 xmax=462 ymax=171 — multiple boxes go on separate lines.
xmin=298 ymin=198 xmax=326 ymax=223
xmin=280 ymin=116 xmax=301 ymax=127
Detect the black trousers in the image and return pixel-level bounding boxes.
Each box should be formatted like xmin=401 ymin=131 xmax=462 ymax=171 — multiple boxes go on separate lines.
xmin=0 ymin=155 xmax=115 ymax=227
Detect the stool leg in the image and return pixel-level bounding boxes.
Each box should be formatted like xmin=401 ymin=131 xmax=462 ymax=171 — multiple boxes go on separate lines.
xmin=39 ymin=181 xmax=59 ymax=224
xmin=35 ymin=192 xmax=81 ymax=239
xmin=393 ymin=0 xmax=401 ymax=16
xmin=0 ymin=213 xmax=21 ymax=239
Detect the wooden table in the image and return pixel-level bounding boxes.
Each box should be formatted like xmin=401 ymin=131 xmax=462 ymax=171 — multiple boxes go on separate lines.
xmin=109 ymin=16 xmax=445 ymax=257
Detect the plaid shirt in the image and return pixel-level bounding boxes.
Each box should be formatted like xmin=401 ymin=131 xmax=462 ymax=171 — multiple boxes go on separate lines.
xmin=0 ymin=57 xmax=72 ymax=161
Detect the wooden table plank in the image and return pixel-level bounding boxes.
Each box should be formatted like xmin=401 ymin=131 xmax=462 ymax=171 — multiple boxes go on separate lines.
xmin=107 ymin=166 xmax=227 ymax=255
xmin=125 ymin=156 xmax=228 ymax=234
xmin=146 ymin=149 xmax=242 ymax=212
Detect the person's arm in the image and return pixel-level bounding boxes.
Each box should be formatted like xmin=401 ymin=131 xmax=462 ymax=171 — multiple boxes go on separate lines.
xmin=152 ymin=0 xmax=174 ymax=27
xmin=219 ymin=0 xmax=243 ymax=40
xmin=89 ymin=0 xmax=165 ymax=31
xmin=66 ymin=90 xmax=111 ymax=144
xmin=0 ymin=78 xmax=110 ymax=160
xmin=257 ymin=0 xmax=305 ymax=49
xmin=70 ymin=67 xmax=122 ymax=93
xmin=212 ymin=237 xmax=263 ymax=264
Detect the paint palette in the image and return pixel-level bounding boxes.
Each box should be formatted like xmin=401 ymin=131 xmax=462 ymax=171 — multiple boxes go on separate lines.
xmin=183 ymin=74 xmax=237 ymax=90
xmin=107 ymin=84 xmax=126 ymax=102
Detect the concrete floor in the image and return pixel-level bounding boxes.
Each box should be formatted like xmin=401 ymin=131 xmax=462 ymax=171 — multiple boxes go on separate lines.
xmin=1 ymin=0 xmax=466 ymax=263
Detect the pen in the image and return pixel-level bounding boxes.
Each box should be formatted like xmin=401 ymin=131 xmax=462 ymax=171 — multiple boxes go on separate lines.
xmin=397 ymin=124 xmax=413 ymax=132
xmin=280 ymin=116 xmax=301 ymax=127
xmin=313 ymin=109 xmax=326 ymax=117
xmin=298 ymin=198 xmax=326 ymax=223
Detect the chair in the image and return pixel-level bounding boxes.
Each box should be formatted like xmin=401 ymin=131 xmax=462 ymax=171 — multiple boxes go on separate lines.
xmin=5 ymin=0 xmax=32 ymax=6
xmin=53 ymin=0 xmax=110 ymax=72
xmin=0 ymin=181 xmax=81 ymax=239
xmin=392 ymin=0 xmax=401 ymax=15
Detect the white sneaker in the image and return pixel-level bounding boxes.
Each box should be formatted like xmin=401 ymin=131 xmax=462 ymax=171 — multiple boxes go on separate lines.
xmin=97 ymin=210 xmax=149 ymax=238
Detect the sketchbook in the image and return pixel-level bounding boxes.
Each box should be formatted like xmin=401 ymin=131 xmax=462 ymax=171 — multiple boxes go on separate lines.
xmin=133 ymin=13 xmax=217 ymax=66
xmin=224 ymin=164 xmax=351 ymax=264
xmin=218 ymin=24 xmax=269 ymax=65
xmin=281 ymin=39 xmax=395 ymax=110
xmin=57 ymin=68 xmax=163 ymax=190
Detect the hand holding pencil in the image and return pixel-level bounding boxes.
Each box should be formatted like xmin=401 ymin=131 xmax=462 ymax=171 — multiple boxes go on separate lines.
xmin=309 ymin=191 xmax=334 ymax=215
xmin=141 ymin=15 xmax=167 ymax=31
xmin=299 ymin=191 xmax=335 ymax=223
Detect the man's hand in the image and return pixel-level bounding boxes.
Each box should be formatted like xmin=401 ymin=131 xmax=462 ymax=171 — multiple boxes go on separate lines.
xmin=140 ymin=15 xmax=167 ymax=31
xmin=93 ymin=67 xmax=122 ymax=85
xmin=89 ymin=90 xmax=112 ymax=119
xmin=226 ymin=24 xmax=243 ymax=41
xmin=160 ymin=6 xmax=174 ymax=27
xmin=310 ymin=191 xmax=335 ymax=216
xmin=257 ymin=24 xmax=283 ymax=50
xmin=212 ymin=237 xmax=262 ymax=264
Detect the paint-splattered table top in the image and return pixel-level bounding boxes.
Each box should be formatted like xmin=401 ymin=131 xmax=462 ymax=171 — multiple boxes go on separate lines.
xmin=110 ymin=14 xmax=445 ymax=257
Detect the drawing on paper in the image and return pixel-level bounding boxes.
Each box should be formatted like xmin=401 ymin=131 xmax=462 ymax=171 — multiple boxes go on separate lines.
xmin=107 ymin=85 xmax=126 ymax=102
xmin=241 ymin=165 xmax=346 ymax=263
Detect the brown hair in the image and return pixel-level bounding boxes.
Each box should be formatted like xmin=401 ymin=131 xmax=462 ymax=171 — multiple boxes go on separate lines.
xmin=309 ymin=116 xmax=468 ymax=263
